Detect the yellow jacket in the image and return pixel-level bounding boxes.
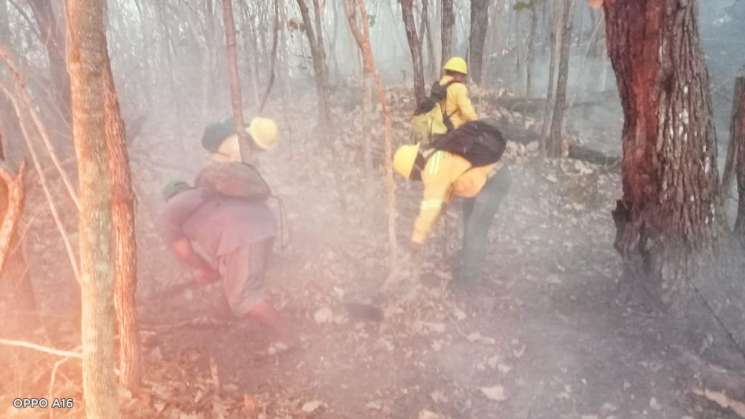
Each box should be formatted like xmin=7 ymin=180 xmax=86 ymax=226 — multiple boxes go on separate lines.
xmin=412 ymin=150 xmax=498 ymax=244
xmin=439 ymin=76 xmax=478 ymax=129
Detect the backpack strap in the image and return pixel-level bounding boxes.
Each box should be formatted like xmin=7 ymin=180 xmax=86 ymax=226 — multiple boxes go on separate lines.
xmin=438 ymin=80 xmax=459 ymax=132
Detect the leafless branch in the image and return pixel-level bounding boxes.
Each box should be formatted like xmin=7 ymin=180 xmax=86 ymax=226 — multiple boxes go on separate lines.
xmin=0 ymin=44 xmax=79 ymax=210
xmin=0 ymin=338 xmax=82 ymax=358
xmin=0 ymin=83 xmax=81 ymax=283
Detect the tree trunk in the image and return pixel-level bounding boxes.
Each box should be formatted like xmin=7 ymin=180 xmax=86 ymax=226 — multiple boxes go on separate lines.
xmin=441 ymin=0 xmax=454 ymax=69
xmin=27 ymin=0 xmax=70 ymax=119
xmin=222 ymin=0 xmax=251 ymax=160
xmin=296 ymin=0 xmax=331 ymax=125
xmin=722 ymin=77 xmax=745 ymax=201
xmin=344 ymin=0 xmax=398 ymax=270
xmin=420 ymin=0 xmax=436 ymax=79
xmin=604 ymin=0 xmax=721 ymax=308
xmin=103 ymin=58 xmax=141 ymax=392
xmin=546 ymin=0 xmax=573 ymax=157
xmin=400 ymin=0 xmax=426 ymax=107
xmin=0 ymin=162 xmax=25 ymax=276
xmin=469 ymin=0 xmax=490 ymax=85
xmin=67 ymin=0 xmax=120 ymax=416
xmin=541 ymin=4 xmax=558 ymax=142
xmin=732 ymin=77 xmax=745 ymax=242
xmin=525 ymin=6 xmax=538 ymax=96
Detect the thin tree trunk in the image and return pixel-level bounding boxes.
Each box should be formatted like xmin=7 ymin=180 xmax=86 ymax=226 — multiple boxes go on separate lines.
xmin=541 ymin=5 xmax=558 ymax=142
xmin=296 ymin=0 xmax=331 ymax=125
xmin=27 ymin=0 xmax=70 ymax=119
xmin=525 ymin=6 xmax=537 ymax=96
xmin=344 ymin=0 xmax=398 ymax=270
xmin=722 ymin=77 xmax=745 ymax=200
xmin=546 ymin=0 xmax=573 ymax=157
xmin=732 ymin=77 xmax=745 ymax=242
xmin=67 ymin=0 xmax=120 ymax=416
xmin=103 ymin=58 xmax=141 ymax=393
xmin=441 ymin=0 xmax=454 ymax=68
xmin=469 ymin=0 xmax=490 ymax=85
xmin=133 ymin=0 xmax=153 ymax=108
xmin=0 ymin=162 xmax=25 ymax=275
xmin=604 ymin=0 xmax=721 ymax=308
xmin=400 ymin=0 xmax=426 ymax=106
xmin=421 ymin=0 xmax=436 ymax=79
xmin=221 ymin=0 xmax=250 ymax=159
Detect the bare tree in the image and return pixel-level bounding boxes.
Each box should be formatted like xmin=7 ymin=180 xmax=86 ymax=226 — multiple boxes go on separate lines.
xmin=296 ymin=0 xmax=331 ymax=125
xmin=441 ymin=0 xmax=454 ymax=68
xmin=103 ymin=58 xmax=141 ymax=392
xmin=722 ymin=76 xmax=745 ymax=200
xmin=400 ymin=0 xmax=426 ymax=106
xmin=732 ymin=77 xmax=745 ymax=242
xmin=0 ymin=161 xmax=25 ymax=276
xmin=26 ymin=0 xmax=70 ymax=117
xmin=67 ymin=0 xmax=121 ymax=416
xmin=545 ymin=0 xmax=573 ymax=157
xmin=221 ymin=0 xmax=251 ymax=158
xmin=604 ymin=0 xmax=721 ymax=307
xmin=344 ymin=0 xmax=398 ymax=269
xmin=469 ymin=0 xmax=491 ymax=85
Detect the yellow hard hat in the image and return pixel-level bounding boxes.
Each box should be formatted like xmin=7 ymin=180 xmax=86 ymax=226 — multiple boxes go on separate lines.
xmin=248 ymin=117 xmax=278 ymax=150
xmin=393 ymin=144 xmax=421 ymax=179
xmin=443 ymin=56 xmax=468 ymax=75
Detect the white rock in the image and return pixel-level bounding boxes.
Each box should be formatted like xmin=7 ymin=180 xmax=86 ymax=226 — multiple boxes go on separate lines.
xmin=301 ymin=400 xmax=324 ymax=413
xmin=313 ymin=307 xmax=333 ymax=324
xmin=480 ymin=385 xmax=507 ymax=402
xmin=526 ymin=141 xmax=540 ymax=152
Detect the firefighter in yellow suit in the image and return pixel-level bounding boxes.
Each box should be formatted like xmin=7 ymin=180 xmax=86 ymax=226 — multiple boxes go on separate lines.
xmin=438 ymin=57 xmax=479 ymax=130
xmin=393 ymin=142 xmax=510 ymax=288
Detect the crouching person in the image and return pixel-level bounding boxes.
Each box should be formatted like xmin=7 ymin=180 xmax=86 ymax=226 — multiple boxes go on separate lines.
xmin=158 ymin=180 xmax=287 ymax=339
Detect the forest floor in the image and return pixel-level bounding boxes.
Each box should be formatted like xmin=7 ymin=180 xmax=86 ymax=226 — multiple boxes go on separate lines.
xmin=0 ymin=88 xmax=740 ymax=419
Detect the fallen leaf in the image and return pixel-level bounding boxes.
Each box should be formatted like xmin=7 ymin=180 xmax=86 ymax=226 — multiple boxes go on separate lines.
xmin=480 ymin=385 xmax=507 ymax=402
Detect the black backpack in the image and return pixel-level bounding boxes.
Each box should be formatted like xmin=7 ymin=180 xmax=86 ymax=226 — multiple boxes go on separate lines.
xmin=428 ymin=119 xmax=507 ymax=167
xmin=414 ymin=81 xmax=458 ymax=131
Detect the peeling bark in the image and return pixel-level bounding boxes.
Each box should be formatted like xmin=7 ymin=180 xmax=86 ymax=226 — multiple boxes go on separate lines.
xmin=103 ymin=56 xmax=141 ymax=393
xmin=604 ymin=0 xmax=720 ymax=308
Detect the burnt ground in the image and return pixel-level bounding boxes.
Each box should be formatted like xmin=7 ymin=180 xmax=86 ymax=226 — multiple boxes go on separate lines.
xmin=1 ymin=90 xmax=741 ymax=419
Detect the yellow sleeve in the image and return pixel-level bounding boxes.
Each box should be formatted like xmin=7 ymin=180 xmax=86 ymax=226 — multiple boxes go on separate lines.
xmin=412 ymin=182 xmax=450 ymax=244
xmin=454 ymin=84 xmax=478 ymax=122
xmin=411 ymin=153 xmax=455 ymax=244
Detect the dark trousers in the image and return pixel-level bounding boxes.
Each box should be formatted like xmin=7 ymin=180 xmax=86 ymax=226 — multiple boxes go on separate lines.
xmin=459 ymin=167 xmax=511 ymax=283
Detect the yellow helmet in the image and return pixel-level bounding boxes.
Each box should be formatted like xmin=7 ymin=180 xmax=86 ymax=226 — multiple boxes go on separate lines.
xmin=393 ymin=144 xmax=421 ymax=179
xmin=443 ymin=56 xmax=468 ymax=75
xmin=248 ymin=117 xmax=278 ymax=150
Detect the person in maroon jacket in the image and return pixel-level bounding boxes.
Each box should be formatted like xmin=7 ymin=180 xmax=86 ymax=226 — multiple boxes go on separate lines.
xmin=158 ymin=180 xmax=287 ymax=340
